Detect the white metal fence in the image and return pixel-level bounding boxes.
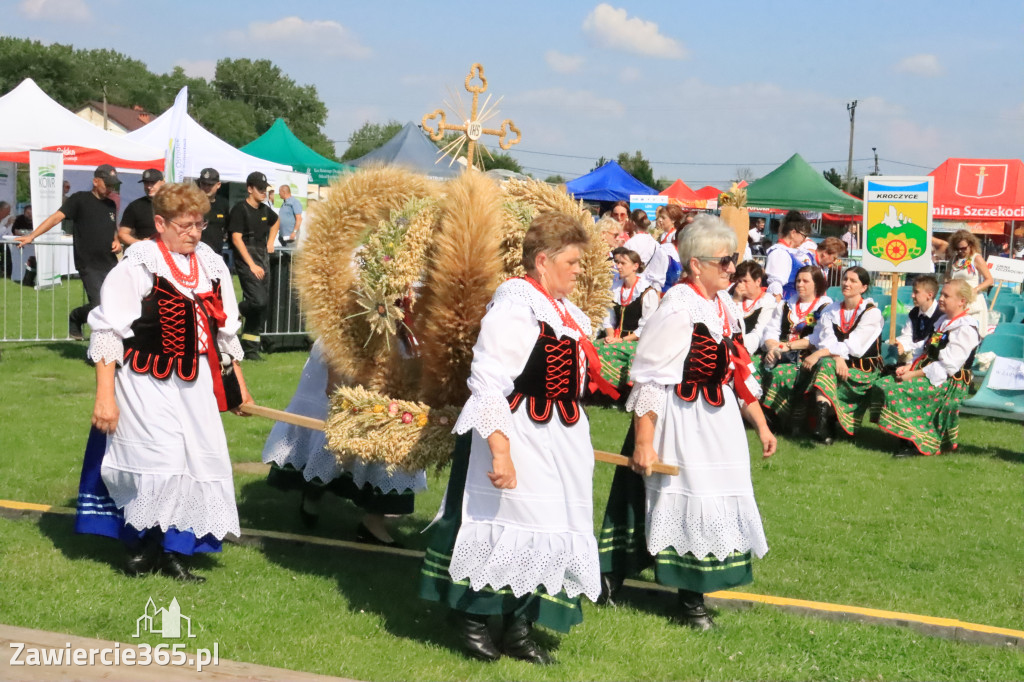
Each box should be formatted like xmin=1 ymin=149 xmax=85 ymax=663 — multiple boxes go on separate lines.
xmin=0 ymin=239 xmax=309 ymax=344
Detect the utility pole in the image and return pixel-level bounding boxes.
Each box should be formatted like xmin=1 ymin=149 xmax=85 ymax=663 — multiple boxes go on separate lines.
xmin=102 ymin=83 xmax=109 ymax=131
xmin=872 ymin=147 xmax=879 ymax=175
xmin=845 ymin=100 xmax=858 ymax=191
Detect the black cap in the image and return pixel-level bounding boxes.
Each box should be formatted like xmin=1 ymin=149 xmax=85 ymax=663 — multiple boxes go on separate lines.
xmin=94 ymin=164 xmax=120 ymax=186
xmin=198 ymin=168 xmax=220 ymax=184
xmin=246 ymin=171 xmax=268 ymax=191
xmin=140 ymin=168 xmax=163 ymax=184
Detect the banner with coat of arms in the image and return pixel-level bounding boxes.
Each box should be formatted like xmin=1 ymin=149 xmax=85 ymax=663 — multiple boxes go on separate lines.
xmin=861 ymin=176 xmax=934 ymax=274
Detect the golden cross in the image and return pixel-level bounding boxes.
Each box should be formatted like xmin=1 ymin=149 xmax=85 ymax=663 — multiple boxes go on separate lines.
xmin=421 ymin=63 xmax=522 ymax=171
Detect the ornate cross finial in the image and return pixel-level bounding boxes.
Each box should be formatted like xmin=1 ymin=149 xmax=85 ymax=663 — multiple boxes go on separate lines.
xmin=422 ymin=62 xmax=522 ymax=171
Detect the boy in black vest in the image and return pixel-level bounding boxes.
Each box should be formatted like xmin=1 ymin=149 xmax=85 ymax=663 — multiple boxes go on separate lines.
xmin=894 ymin=275 xmax=941 ymax=361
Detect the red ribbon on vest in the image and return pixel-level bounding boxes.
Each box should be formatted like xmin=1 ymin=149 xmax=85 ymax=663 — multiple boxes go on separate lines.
xmin=521 ymin=276 xmax=620 ymax=400
xmin=196 ymin=290 xmax=228 ymax=411
xmin=727 ymin=339 xmax=760 ymax=406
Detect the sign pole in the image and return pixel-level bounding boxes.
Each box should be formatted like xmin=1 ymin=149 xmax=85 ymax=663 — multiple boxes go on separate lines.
xmin=888 ymin=272 xmax=899 ymax=344
xmin=989 ymin=281 xmax=1003 ymax=310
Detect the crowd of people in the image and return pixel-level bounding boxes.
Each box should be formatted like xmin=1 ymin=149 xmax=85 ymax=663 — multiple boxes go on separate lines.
xmin=13 ymin=170 xmax=996 ymax=665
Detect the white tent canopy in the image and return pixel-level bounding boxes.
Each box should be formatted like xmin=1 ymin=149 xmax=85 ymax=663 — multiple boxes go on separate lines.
xmin=127 ymin=108 xmax=292 ymax=184
xmin=0 ymin=78 xmax=163 ymax=171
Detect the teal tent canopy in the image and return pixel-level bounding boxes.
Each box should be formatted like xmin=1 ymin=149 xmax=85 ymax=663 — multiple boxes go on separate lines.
xmin=241 ymin=118 xmax=353 ymax=184
xmin=746 ymin=153 xmax=863 ymax=214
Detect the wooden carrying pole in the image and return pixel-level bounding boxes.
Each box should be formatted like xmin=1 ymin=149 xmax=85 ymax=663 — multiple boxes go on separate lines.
xmin=240 ymin=403 xmax=681 ymax=476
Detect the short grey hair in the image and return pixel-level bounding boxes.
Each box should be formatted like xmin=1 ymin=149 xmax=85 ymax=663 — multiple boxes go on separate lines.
xmin=677 ymin=214 xmax=737 ymax=276
xmin=595 ymin=216 xmax=620 ymax=235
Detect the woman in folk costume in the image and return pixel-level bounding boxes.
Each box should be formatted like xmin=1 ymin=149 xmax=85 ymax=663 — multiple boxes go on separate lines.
xmin=597 ymin=215 xmax=775 ymax=630
xmin=261 ymin=338 xmax=426 ymax=544
xmin=419 ymin=213 xmax=618 ymax=663
xmin=730 ymin=259 xmax=776 ymax=357
xmin=873 ymin=279 xmax=981 ymax=457
xmin=804 ymin=266 xmax=884 ymax=444
xmin=597 ymin=246 xmax=660 ymax=392
xmin=759 ymin=265 xmax=831 ymax=430
xmin=76 ymin=183 xmax=252 ymax=582
xmin=934 ymin=230 xmax=993 ymax=336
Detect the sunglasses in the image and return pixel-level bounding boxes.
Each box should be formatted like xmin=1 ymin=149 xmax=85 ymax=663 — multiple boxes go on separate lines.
xmin=699 ymin=253 xmax=739 ymax=268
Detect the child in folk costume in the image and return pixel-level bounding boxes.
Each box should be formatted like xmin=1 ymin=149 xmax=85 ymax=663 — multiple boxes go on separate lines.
xmin=873 ymin=280 xmax=981 ymax=456
xmin=804 ymin=267 xmax=884 ymax=444
xmin=730 ymin=260 xmax=777 ymax=357
xmin=597 ymin=215 xmax=776 ymax=630
xmin=893 ymin=275 xmax=942 ymax=362
xmin=759 ymin=266 xmax=831 ymax=430
xmin=261 ymin=339 xmax=426 ymax=544
xmin=597 ymin=247 xmax=660 ymax=392
xmin=419 ymin=213 xmax=619 ymax=664
xmin=76 ymin=184 xmax=252 ymax=583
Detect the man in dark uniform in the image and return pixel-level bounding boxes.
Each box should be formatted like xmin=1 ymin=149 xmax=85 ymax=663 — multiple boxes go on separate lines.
xmin=228 ymin=171 xmax=279 ymax=360
xmin=118 ymin=168 xmax=164 ymax=245
xmin=197 ymin=167 xmax=229 ymax=256
xmin=16 ymin=164 xmax=121 ymax=339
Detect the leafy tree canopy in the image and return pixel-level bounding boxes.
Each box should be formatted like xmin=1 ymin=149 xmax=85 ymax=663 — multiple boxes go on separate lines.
xmin=341 ymin=120 xmax=404 ymax=161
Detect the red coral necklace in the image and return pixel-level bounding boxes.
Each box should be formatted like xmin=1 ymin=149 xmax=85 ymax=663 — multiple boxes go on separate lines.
xmin=157 ymin=238 xmax=198 ymax=289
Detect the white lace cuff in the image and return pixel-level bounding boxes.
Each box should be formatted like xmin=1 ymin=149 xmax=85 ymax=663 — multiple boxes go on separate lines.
xmin=88 ymin=330 xmax=123 ymax=366
xmin=219 ymin=333 xmax=244 ymax=362
xmin=625 ymin=382 xmax=669 ymax=420
xmin=453 ymin=394 xmax=513 ymax=439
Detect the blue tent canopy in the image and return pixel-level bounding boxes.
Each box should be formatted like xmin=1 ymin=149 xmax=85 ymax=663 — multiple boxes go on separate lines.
xmin=565 ymin=161 xmax=657 ymax=201
xmin=349 ymin=121 xmax=459 ymax=180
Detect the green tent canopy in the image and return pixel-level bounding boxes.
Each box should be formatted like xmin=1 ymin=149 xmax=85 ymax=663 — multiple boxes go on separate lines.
xmin=241 ymin=118 xmax=353 ymax=184
xmin=745 ymin=153 xmax=863 ymax=214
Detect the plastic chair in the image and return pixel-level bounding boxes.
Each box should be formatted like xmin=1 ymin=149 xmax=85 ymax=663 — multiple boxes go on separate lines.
xmin=826 ymin=286 xmax=842 ymax=301
xmin=973 ymin=335 xmax=1024 ymax=380
xmin=990 ymin=323 xmax=1024 ymax=337
xmin=992 ymin=304 xmax=1018 ymax=326
xmin=896 ymin=286 xmax=914 ymax=303
xmin=961 ymin=367 xmax=1024 ymax=421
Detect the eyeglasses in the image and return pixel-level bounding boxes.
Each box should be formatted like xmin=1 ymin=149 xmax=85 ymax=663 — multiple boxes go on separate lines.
xmin=168 ymin=219 xmax=208 ymax=233
xmin=612 ymin=211 xmax=628 ymax=218
xmin=699 ymin=253 xmax=739 ymax=268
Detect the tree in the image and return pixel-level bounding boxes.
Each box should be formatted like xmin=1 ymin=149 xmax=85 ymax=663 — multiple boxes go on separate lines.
xmin=616 ymin=151 xmax=657 ymax=189
xmin=823 ymin=168 xmax=843 ymax=188
xmin=592 ymin=156 xmax=609 ymax=171
xmin=544 ymin=175 xmax=566 ymax=184
xmin=340 ymin=120 xmax=404 ymax=161
xmin=734 ymin=167 xmax=757 ymax=184
xmin=213 ymin=58 xmax=335 ymax=159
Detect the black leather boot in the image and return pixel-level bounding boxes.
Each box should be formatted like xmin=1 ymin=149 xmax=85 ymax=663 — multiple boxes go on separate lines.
xmin=813 ymin=401 xmax=835 ymax=445
xmin=124 ymin=534 xmax=160 ymax=577
xmin=677 ymin=589 xmax=715 ymax=631
xmin=160 ymin=552 xmax=207 ymax=583
xmin=456 ymin=612 xmax=500 ymax=662
xmin=501 ymin=614 xmax=552 ymax=664
xmin=597 ymin=572 xmax=623 ymax=606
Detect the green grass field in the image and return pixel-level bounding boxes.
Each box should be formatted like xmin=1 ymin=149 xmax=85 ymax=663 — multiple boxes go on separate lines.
xmin=1 ymin=342 xmax=1022 ymax=681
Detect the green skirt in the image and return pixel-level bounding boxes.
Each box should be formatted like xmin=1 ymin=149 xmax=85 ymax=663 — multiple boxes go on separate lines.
xmin=597 ymin=339 xmax=638 ymax=390
xmin=809 ymin=357 xmax=880 ymax=436
xmin=418 ymin=434 xmax=584 ymax=633
xmin=871 ymin=374 xmax=970 ymax=455
xmin=760 ymin=361 xmax=813 ymax=421
xmin=597 ymin=424 xmax=753 ymax=594
xmin=267 ymin=463 xmax=415 ymax=516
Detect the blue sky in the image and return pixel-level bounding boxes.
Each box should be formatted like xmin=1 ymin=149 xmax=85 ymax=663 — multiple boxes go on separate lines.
xmin=6 ymin=0 xmax=1023 ymax=187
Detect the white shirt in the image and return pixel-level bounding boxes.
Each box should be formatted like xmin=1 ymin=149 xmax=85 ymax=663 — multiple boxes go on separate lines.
xmin=764 ymin=243 xmax=815 ymax=297
xmin=895 ymin=300 xmax=939 ymax=356
xmin=915 ymin=314 xmax=981 ymax=386
xmin=809 ymin=299 xmax=884 ymax=360
xmin=603 ymin=282 xmax=660 ymax=338
xmin=763 ymin=294 xmax=833 ymax=347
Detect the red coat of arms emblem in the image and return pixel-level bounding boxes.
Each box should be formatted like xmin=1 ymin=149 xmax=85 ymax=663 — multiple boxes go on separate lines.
xmin=954 ymin=163 xmax=1007 ymax=199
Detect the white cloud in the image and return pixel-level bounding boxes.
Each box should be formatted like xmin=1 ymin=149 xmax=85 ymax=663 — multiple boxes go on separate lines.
xmin=511 ymin=87 xmax=626 ymax=119
xmin=18 ymin=0 xmax=90 ymax=22
xmin=238 ymin=17 xmax=370 ymax=59
xmin=544 ymin=50 xmax=585 ymax=74
xmin=174 ymin=59 xmax=216 ymax=81
xmin=582 ymin=4 xmax=687 ymax=59
xmin=894 ymin=54 xmax=943 ymax=77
